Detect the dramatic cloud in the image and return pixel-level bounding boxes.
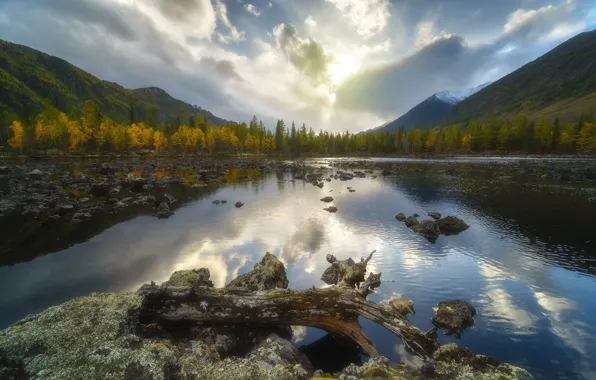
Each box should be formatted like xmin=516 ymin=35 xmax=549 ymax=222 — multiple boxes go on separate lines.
xmin=273 ymin=23 xmax=332 ymax=84
xmin=0 ymin=0 xmax=591 ymax=132
xmin=325 ymin=0 xmax=391 ymax=38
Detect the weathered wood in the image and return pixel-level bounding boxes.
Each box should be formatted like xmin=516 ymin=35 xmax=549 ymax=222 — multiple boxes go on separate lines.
xmin=138 ymin=284 xmax=439 ymax=359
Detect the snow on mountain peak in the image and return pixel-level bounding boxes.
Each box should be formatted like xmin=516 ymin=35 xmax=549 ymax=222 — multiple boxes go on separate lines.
xmin=434 ymin=82 xmax=491 ymax=105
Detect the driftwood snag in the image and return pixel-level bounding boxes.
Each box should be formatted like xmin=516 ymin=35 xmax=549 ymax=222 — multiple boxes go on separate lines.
xmin=138 ymin=251 xmax=438 ymax=360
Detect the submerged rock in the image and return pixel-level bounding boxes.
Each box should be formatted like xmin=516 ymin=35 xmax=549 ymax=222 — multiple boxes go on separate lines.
xmin=436 ymin=216 xmax=469 ymax=235
xmin=320 ymin=196 xmax=334 ymax=203
xmin=235 ymin=201 xmax=244 ymax=208
xmin=412 ymin=220 xmax=441 ymax=242
xmin=404 ymin=216 xmax=419 ymax=228
xmin=395 ymin=213 xmax=406 ymax=221
xmin=226 ymin=252 xmax=289 ymax=291
xmin=427 ymin=211 xmax=441 ymax=220
xmin=432 ymin=300 xmax=476 ymax=335
xmin=324 ymin=206 xmax=338 ymax=213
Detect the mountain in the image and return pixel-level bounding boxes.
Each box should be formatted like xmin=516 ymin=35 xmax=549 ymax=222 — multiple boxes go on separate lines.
xmin=447 ymin=30 xmax=596 ymax=124
xmin=0 ymin=40 xmax=227 ymax=126
xmin=372 ymin=82 xmax=490 ymax=133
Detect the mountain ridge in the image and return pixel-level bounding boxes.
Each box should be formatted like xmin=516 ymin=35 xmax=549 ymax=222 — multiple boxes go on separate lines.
xmin=0 ymin=39 xmax=228 ymax=127
xmin=446 ymin=29 xmax=596 ymax=124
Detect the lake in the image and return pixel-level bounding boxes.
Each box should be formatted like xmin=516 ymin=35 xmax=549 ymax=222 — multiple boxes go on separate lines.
xmin=1 ymin=159 xmax=596 ymax=379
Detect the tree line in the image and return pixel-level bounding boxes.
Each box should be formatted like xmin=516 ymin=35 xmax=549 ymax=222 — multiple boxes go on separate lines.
xmin=3 ymin=99 xmax=596 ymax=155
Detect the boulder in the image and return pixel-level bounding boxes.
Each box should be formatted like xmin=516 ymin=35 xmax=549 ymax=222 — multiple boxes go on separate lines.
xmin=247 ymin=334 xmax=313 ymax=374
xmin=98 ymin=163 xmax=116 ymax=174
xmin=436 ymin=216 xmax=469 ymax=235
xmin=166 ymin=268 xmax=214 ymax=288
xmin=395 ymin=213 xmax=406 ymax=221
xmin=381 ymin=169 xmax=392 ymax=176
xmin=320 ymin=196 xmax=334 ymax=203
xmin=72 ymin=212 xmax=92 ymax=220
xmin=427 ymin=211 xmax=441 ymax=220
xmin=412 ymin=220 xmax=441 ymax=242
xmin=155 ymin=202 xmax=173 ymax=219
xmin=213 ymin=200 xmax=221 ymax=205
xmin=235 ymin=202 xmax=244 ymax=208
xmin=226 ymin=252 xmax=289 ymax=291
xmin=27 ymin=169 xmax=43 ymax=180
xmin=432 ymin=300 xmax=476 ymax=335
xmin=55 ymin=201 xmax=76 ymax=215
xmin=324 ymin=206 xmax=338 ymax=213
xmin=404 ymin=216 xmax=419 ymax=228
xmin=113 ymin=201 xmax=128 ymax=209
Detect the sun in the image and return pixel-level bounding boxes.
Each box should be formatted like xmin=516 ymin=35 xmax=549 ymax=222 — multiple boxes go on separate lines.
xmin=328 ymin=58 xmax=357 ymax=86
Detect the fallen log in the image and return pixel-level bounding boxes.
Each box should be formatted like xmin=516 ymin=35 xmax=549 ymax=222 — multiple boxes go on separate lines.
xmin=138 ymin=281 xmax=438 ymax=359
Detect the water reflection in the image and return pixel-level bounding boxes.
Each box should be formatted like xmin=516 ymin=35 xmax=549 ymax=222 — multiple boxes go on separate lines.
xmin=1 ymin=167 xmax=596 ymax=379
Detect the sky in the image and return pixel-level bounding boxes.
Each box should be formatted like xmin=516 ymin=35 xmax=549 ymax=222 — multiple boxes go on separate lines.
xmin=0 ymin=0 xmax=594 ymax=132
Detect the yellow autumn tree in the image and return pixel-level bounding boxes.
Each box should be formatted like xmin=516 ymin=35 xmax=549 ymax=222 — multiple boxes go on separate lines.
xmin=35 ymin=120 xmax=46 ymax=145
xmin=8 ymin=121 xmax=24 ymax=150
xmin=153 ymin=131 xmax=168 ymax=153
xmin=461 ymin=133 xmax=473 ymax=152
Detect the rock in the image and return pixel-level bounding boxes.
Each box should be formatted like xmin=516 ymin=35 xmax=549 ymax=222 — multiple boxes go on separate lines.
xmin=73 ymin=212 xmax=92 ymax=220
xmin=348 ymin=189 xmax=355 ymax=193
xmin=27 ymin=169 xmax=43 ymax=180
xmin=404 ymin=216 xmax=419 ymax=228
xmin=109 ymin=187 xmax=120 ymax=195
xmin=432 ymin=300 xmax=476 ymax=335
xmin=320 ymin=196 xmax=334 ymax=203
xmin=395 ymin=213 xmax=406 ymax=221
xmin=339 ymin=173 xmax=353 ymax=181
xmin=159 ymin=175 xmax=186 ymax=185
xmin=413 ymin=213 xmax=420 ymax=217
xmin=166 ymin=268 xmax=214 ymax=288
xmin=381 ymin=169 xmax=392 ymax=176
xmin=21 ymin=206 xmax=41 ymax=218
xmin=141 ymin=184 xmax=154 ymax=192
xmin=412 ymin=220 xmax=441 ymax=242
xmin=436 ymin=216 xmax=469 ymax=235
xmin=324 ymin=206 xmax=338 ymax=213
xmin=235 ymin=202 xmax=244 ymax=208
xmin=383 ymin=295 xmax=415 ymax=318
xmin=0 ymin=166 xmax=11 ymax=174
xmin=48 ymin=214 xmax=61 ymax=221
xmin=317 ymin=182 xmax=324 ymax=188
xmin=247 ymin=334 xmax=313 ymax=374
xmin=155 ymin=202 xmax=174 ymax=219
xmin=221 ymin=200 xmax=227 ymax=204
xmin=192 ymin=183 xmax=208 ymax=189
xmin=159 ymin=193 xmax=177 ymax=205
xmin=427 ymin=211 xmax=441 ymax=220
xmin=431 ymin=343 xmax=533 ymax=380
xmin=226 ymin=252 xmax=289 ymax=291
xmin=131 ymin=178 xmax=147 ymax=192
xmin=90 ymin=182 xmax=111 ymax=197
xmin=99 ymin=163 xmax=116 ymax=174
xmin=55 ymin=201 xmax=76 ymax=215
xmin=213 ymin=200 xmax=221 ymax=205
xmin=113 ymin=201 xmax=128 ymax=209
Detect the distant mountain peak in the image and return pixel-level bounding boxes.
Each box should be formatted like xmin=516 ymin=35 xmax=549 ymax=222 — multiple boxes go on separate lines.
xmin=370 ymin=82 xmax=492 ymax=133
xmin=433 ymin=82 xmax=492 ymax=105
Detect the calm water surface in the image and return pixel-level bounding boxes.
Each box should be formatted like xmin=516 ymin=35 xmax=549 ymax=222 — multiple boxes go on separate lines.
xmin=1 ymin=161 xmax=596 ymax=379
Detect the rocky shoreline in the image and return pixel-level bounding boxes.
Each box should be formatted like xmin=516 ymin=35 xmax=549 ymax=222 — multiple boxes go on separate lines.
xmin=0 ymin=157 xmax=594 ymax=266
xmin=0 ymin=252 xmax=534 ymax=380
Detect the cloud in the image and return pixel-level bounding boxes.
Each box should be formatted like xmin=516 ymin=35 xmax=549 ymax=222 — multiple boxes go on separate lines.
xmin=334 ymin=0 xmax=589 ymax=121
xmin=151 ymin=0 xmax=217 ymax=37
xmin=244 ymin=3 xmax=260 ymax=17
xmin=415 ymin=21 xmax=453 ymax=50
xmin=273 ymin=23 xmax=332 ymax=84
xmin=305 ymin=15 xmax=317 ymax=29
xmin=200 ymin=57 xmax=244 ymax=82
xmin=215 ymin=0 xmax=246 ymax=43
xmin=325 ymin=0 xmax=390 ymax=38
